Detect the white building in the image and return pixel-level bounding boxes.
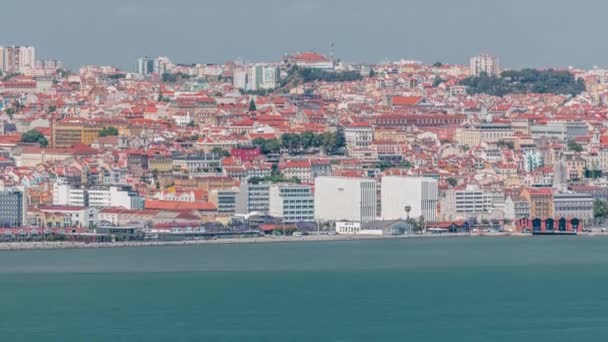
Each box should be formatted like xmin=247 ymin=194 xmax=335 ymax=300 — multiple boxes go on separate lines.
xmin=444 ymin=184 xmax=493 ymax=219
xmin=136 ymin=56 xmax=153 ymax=76
xmin=335 ymin=221 xmax=383 ymax=235
xmin=247 ymin=64 xmax=279 ymax=90
xmin=269 ymin=184 xmax=314 ymax=223
xmin=344 ymin=122 xmax=373 ymax=152
xmin=469 ymin=53 xmax=499 ymax=77
xmin=235 ymin=182 xmax=271 ymax=214
xmin=0 ymin=45 xmax=35 ymax=73
xmin=381 ymin=176 xmax=438 ymax=222
xmin=153 ymin=56 xmax=172 ymax=75
xmin=314 ymin=177 xmax=377 ymax=223
xmin=53 ymin=184 xmax=142 ymax=210
xmin=233 ymin=68 xmax=248 ymax=89
xmin=173 ymin=112 xmax=192 ymax=126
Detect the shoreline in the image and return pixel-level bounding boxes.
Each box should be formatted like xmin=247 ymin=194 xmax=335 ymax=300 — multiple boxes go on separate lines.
xmin=0 ymin=231 xmax=604 ymax=251
xmin=0 ymin=232 xmax=525 ymax=251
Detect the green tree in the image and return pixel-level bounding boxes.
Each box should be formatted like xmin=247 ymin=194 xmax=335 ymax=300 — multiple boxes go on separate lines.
xmin=369 ymin=69 xmax=376 ymax=77
xmin=447 ymin=177 xmax=458 ymax=187
xmin=433 ymin=62 xmax=443 ymax=67
xmin=99 ymin=126 xmax=119 ymax=137
xmin=47 ymin=105 xmax=57 ymax=113
xmin=594 ymin=199 xmax=608 ymax=221
xmin=432 ymin=76 xmax=443 ymax=87
xmin=21 ymin=129 xmax=48 ymax=147
xmin=249 ymin=99 xmax=257 ymax=111
xmin=568 ymin=140 xmax=583 ymax=152
xmin=211 ymin=147 xmax=231 ymax=157
xmin=252 ymin=137 xmax=280 ymax=155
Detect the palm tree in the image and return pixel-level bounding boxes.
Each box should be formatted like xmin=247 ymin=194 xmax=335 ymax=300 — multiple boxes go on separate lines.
xmin=404 ymin=205 xmax=412 ymax=220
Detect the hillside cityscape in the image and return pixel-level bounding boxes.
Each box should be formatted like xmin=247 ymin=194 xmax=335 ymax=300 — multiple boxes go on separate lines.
xmin=0 ymin=45 xmax=606 ymax=243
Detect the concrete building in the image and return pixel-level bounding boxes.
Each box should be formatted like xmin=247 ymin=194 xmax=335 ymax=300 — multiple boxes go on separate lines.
xmin=314 ymin=177 xmax=377 ymax=223
xmin=0 ymin=45 xmax=35 ymax=73
xmin=0 ymin=189 xmax=26 ymax=228
xmin=209 ymin=188 xmax=238 ymax=215
xmin=269 ymin=184 xmax=314 ymax=223
xmin=136 ymin=56 xmax=153 ymax=76
xmin=530 ymin=121 xmax=588 ymax=142
xmin=153 ymin=56 xmax=171 ymax=75
xmin=172 ymin=153 xmax=221 ymax=173
xmin=380 ymin=176 xmax=438 ymax=222
xmin=53 ymin=184 xmax=144 ymax=210
xmin=247 ymin=64 xmax=279 ymax=90
xmin=553 ymin=192 xmax=593 ymax=220
xmin=235 ymin=182 xmax=271 ymax=214
xmin=345 ymin=122 xmax=373 ymax=152
xmin=444 ymin=185 xmax=493 ymax=219
xmin=469 ymin=53 xmax=500 ymax=77
xmin=504 ymin=196 xmax=531 ymax=220
xmin=233 ymin=68 xmax=248 ymax=89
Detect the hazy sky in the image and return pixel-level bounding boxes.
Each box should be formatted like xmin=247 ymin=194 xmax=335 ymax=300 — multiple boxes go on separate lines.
xmin=2 ymin=0 xmax=606 ymax=70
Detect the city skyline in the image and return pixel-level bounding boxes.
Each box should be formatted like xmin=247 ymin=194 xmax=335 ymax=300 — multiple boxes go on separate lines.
xmin=3 ymin=0 xmax=608 ymax=70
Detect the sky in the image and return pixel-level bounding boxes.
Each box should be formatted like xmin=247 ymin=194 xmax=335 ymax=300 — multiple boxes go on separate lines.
xmin=2 ymin=0 xmax=607 ymax=71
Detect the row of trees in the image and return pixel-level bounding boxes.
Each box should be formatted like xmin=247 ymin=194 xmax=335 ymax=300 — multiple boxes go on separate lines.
xmin=280 ymin=131 xmax=345 ymax=153
xmin=21 ymin=129 xmax=48 ymax=147
xmin=594 ymin=199 xmax=608 ymax=222
xmin=252 ymin=131 xmax=346 ymax=155
xmin=460 ymin=69 xmax=586 ymax=96
xmin=279 ymin=66 xmax=362 ymax=90
xmin=99 ymin=126 xmax=119 ymax=137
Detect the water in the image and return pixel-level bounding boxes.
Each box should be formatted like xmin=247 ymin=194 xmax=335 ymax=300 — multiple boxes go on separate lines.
xmin=2 ymin=237 xmax=608 ymax=341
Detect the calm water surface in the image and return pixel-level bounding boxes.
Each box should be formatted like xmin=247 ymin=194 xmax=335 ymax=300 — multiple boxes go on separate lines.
xmin=1 ymin=237 xmax=608 ymax=341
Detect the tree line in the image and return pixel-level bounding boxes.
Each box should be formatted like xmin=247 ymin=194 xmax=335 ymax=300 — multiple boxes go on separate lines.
xmin=460 ymin=69 xmax=586 ymax=97
xmin=252 ymin=130 xmax=346 ymax=155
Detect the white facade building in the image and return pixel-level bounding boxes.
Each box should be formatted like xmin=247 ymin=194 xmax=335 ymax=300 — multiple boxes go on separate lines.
xmin=469 ymin=53 xmax=500 ymax=77
xmin=0 ymin=45 xmax=35 ymax=73
xmin=136 ymin=56 xmax=153 ymax=76
xmin=314 ymin=177 xmax=377 ymax=223
xmin=381 ymin=176 xmax=438 ymax=222
xmin=53 ymin=184 xmax=142 ymax=210
xmin=344 ymin=123 xmax=373 ymax=152
xmin=269 ymin=184 xmax=314 ymax=223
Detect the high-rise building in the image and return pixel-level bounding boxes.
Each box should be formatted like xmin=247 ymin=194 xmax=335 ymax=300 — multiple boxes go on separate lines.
xmin=469 ymin=53 xmax=499 ymax=77
xmin=247 ymin=64 xmax=279 ymax=90
xmin=0 ymin=45 xmax=35 ymax=73
xmin=269 ymin=184 xmax=314 ymax=223
xmin=235 ymin=182 xmax=271 ymax=214
xmin=0 ymin=189 xmax=26 ymax=228
xmin=314 ymin=177 xmax=377 ymax=223
xmin=233 ymin=68 xmax=248 ymax=89
xmin=136 ymin=56 xmax=153 ymax=76
xmin=153 ymin=56 xmax=171 ymax=75
xmin=381 ymin=176 xmax=438 ymax=222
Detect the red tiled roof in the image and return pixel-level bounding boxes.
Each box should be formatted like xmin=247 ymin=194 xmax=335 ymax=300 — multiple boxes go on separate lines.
xmin=144 ymin=200 xmax=216 ymax=211
xmin=392 ymin=96 xmax=423 ymax=106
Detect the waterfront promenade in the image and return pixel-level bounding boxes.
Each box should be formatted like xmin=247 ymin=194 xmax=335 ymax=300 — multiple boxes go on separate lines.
xmin=0 ymin=231 xmax=540 ymax=251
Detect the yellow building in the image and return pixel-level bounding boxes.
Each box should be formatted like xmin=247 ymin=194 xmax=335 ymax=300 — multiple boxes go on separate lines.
xmin=51 ymin=122 xmax=103 ymax=148
xmin=520 ymin=187 xmax=554 ymax=219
